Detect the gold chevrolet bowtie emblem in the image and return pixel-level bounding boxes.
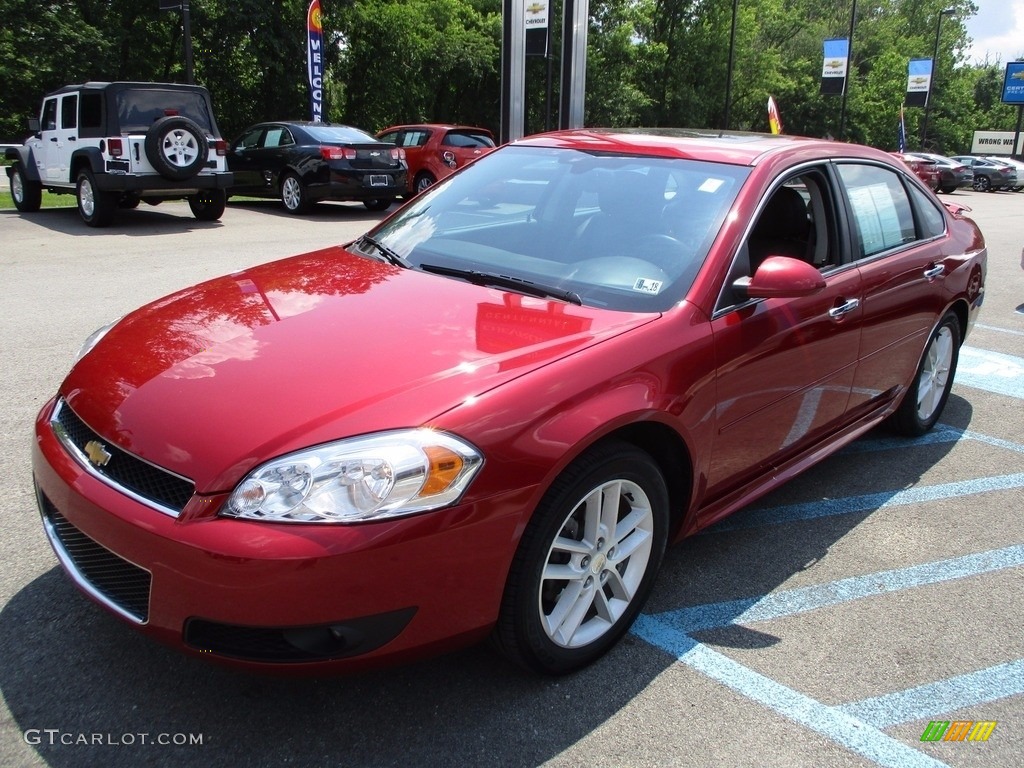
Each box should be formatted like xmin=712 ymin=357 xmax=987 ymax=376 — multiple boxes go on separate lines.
xmin=84 ymin=440 xmax=113 ymax=467
xmin=526 ymin=3 xmax=544 ymax=14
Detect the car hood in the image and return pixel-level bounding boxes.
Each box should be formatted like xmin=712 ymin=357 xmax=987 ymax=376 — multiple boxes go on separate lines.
xmin=62 ymin=247 xmax=656 ymax=492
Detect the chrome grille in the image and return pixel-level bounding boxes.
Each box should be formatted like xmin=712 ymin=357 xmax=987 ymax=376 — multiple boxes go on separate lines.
xmin=39 ymin=491 xmax=151 ymax=624
xmin=51 ymin=399 xmax=194 ymax=516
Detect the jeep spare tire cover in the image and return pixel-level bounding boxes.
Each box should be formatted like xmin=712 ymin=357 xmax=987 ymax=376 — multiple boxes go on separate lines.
xmin=145 ymin=116 xmax=209 ymax=181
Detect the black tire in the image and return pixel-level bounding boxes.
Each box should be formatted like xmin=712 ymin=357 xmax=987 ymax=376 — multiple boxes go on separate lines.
xmin=492 ymin=441 xmax=669 ymax=675
xmin=414 ymin=172 xmax=436 ymax=195
xmin=189 ymin=189 xmax=226 ymax=221
xmin=9 ymin=163 xmax=42 ymax=212
xmin=363 ymin=198 xmax=393 ymax=211
xmin=890 ymin=312 xmax=961 ymax=437
xmin=973 ymin=175 xmax=990 ymax=192
xmin=144 ymin=116 xmax=209 ymax=181
xmin=76 ymin=169 xmax=115 ymax=227
xmin=280 ymin=173 xmax=310 ymax=214
xmin=939 ymin=185 xmax=955 ymax=195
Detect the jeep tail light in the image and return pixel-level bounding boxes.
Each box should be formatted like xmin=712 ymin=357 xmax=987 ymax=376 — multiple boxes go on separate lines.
xmin=213 ymin=139 xmax=227 ymax=156
xmin=321 ymin=146 xmax=356 ymax=161
xmin=442 ymin=151 xmax=457 ymax=169
xmin=107 ymin=138 xmax=124 ymax=157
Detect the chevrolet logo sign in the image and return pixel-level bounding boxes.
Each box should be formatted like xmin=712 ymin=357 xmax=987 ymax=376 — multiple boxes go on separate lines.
xmin=526 ymin=3 xmax=544 ymax=14
xmin=827 ymin=59 xmax=843 ymax=68
xmin=84 ymin=440 xmax=113 ymax=467
xmin=1012 ymin=71 xmax=1024 ymax=81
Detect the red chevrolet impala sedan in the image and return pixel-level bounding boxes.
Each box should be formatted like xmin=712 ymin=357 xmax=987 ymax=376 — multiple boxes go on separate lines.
xmin=33 ymin=129 xmax=987 ymax=675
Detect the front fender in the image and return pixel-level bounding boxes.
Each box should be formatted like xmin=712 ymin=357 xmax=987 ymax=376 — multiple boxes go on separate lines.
xmin=5 ymin=146 xmax=40 ymax=181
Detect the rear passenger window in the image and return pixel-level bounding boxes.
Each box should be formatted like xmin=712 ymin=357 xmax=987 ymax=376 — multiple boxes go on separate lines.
xmin=61 ymin=95 xmax=78 ymax=129
xmin=836 ymin=164 xmax=916 ymax=258
xmin=907 ymin=185 xmax=946 ymax=239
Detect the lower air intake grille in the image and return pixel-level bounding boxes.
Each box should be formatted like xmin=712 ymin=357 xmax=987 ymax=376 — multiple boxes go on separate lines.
xmin=40 ymin=492 xmax=151 ymax=623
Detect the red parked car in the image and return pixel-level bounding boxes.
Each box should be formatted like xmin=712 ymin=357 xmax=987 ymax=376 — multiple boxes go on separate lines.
xmin=376 ymin=123 xmax=495 ymax=195
xmin=33 ymin=129 xmax=987 ymax=676
xmin=890 ymin=152 xmax=940 ymax=191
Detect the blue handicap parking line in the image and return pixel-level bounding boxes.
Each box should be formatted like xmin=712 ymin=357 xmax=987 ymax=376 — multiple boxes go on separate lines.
xmin=651 ymin=545 xmax=1024 ymax=635
xmin=632 ymin=419 xmax=1024 ymax=767
xmin=839 ymin=659 xmax=1024 ymax=729
xmin=631 ymin=619 xmax=953 ymax=768
xmin=957 ymin=346 xmax=1024 ymax=400
xmin=974 ymin=323 xmax=1024 ymax=338
xmin=634 ymin=543 xmax=1024 ymax=768
xmin=705 ymin=473 xmax=1024 ymax=533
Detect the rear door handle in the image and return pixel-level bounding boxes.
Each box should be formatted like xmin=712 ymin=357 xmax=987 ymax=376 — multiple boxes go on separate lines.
xmin=828 ymin=298 xmax=860 ymax=319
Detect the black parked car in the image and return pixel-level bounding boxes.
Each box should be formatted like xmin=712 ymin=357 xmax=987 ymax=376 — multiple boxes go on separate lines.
xmin=227 ymin=122 xmax=407 ymax=213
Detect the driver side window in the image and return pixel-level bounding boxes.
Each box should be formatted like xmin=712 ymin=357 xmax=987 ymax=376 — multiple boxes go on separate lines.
xmin=716 ymin=169 xmax=838 ymax=314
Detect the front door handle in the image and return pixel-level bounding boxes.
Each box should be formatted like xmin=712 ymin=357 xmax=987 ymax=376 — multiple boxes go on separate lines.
xmin=924 ymin=264 xmax=944 ymax=280
xmin=828 ymin=298 xmax=860 ymax=319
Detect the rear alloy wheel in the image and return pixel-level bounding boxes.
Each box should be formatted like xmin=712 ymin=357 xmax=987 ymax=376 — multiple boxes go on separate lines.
xmin=891 ymin=312 xmax=960 ymax=436
xmin=9 ymin=163 xmax=42 ymax=212
xmin=363 ymin=198 xmax=393 ymax=212
xmin=76 ymin=169 xmax=115 ymax=227
xmin=973 ymin=175 xmax=990 ymax=192
xmin=493 ymin=441 xmax=668 ymax=674
xmin=414 ymin=172 xmax=436 ymax=195
xmin=189 ymin=189 xmax=227 ymax=221
xmin=280 ymin=173 xmax=310 ymax=214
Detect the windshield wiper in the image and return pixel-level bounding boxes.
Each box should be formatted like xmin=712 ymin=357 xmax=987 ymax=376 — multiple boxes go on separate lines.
xmin=356 ymin=234 xmax=410 ymax=268
xmin=420 ymin=263 xmax=582 ymax=305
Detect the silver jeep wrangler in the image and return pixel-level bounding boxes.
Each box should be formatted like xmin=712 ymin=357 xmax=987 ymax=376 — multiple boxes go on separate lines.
xmin=5 ymin=81 xmax=233 ymax=227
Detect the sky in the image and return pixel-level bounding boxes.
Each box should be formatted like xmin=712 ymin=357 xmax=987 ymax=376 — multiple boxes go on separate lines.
xmin=963 ymin=0 xmax=1024 ymax=65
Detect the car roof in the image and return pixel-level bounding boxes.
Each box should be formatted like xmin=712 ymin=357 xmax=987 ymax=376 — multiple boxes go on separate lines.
xmin=512 ymin=128 xmax=893 ymax=167
xmin=378 ymin=124 xmax=494 ymax=135
xmin=44 ymin=81 xmax=211 ymax=98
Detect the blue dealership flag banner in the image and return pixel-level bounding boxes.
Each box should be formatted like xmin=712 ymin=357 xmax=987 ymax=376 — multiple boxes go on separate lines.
xmin=906 ymin=58 xmax=933 ymax=108
xmin=307 ymin=0 xmax=324 ymax=122
xmin=1002 ymin=62 xmax=1024 ymax=104
xmin=898 ymin=105 xmax=907 ymax=152
xmin=820 ymin=39 xmax=849 ymax=95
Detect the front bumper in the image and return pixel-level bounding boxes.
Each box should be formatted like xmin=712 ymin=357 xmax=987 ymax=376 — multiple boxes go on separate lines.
xmin=32 ymin=397 xmax=528 ymax=672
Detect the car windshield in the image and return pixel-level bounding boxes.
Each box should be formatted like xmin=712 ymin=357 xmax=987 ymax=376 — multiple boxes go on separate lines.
xmin=305 ymin=125 xmax=378 ymax=144
xmin=116 ymin=89 xmax=215 ymax=133
xmin=367 ymin=145 xmax=748 ymax=312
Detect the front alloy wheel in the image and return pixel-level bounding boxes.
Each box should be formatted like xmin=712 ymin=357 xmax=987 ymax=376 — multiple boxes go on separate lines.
xmin=493 ymin=441 xmax=668 ymax=674
xmin=973 ymin=175 xmax=990 ymax=192
xmin=891 ymin=311 xmax=960 ymax=436
xmin=10 ymin=163 xmax=42 ymax=212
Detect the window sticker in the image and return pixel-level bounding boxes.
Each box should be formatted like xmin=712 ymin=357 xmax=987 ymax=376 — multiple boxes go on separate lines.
xmin=699 ymin=178 xmax=726 ymax=193
xmin=846 ymin=182 xmax=902 ymax=255
xmin=633 ymin=278 xmax=663 ymax=294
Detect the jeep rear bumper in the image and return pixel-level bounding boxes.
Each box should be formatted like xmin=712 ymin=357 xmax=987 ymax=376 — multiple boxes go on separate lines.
xmin=93 ymin=171 xmax=234 ymax=194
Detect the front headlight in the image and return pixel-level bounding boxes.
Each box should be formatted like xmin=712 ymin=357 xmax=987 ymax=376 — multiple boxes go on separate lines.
xmin=223 ymin=429 xmax=483 ymax=523
xmin=74 ymin=317 xmax=121 ymax=364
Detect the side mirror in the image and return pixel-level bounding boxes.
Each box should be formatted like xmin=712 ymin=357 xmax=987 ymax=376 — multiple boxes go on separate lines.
xmin=28 ymin=117 xmax=40 ymax=133
xmin=734 ymin=256 xmax=826 ymax=299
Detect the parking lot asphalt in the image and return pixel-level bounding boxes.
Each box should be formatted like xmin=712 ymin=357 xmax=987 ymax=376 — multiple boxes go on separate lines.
xmin=1 ymin=192 xmax=1021 ymax=768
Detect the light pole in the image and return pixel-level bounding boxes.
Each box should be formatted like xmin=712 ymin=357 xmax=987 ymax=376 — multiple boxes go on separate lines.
xmin=920 ymin=7 xmax=955 ymax=150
